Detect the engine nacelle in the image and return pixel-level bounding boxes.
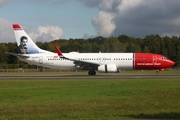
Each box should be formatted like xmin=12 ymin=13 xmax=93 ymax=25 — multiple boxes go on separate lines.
xmin=98 ymin=64 xmax=119 ymax=73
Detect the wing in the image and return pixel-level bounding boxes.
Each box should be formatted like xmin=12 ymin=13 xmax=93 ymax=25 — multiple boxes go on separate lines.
xmin=54 ymin=46 xmax=100 ymax=70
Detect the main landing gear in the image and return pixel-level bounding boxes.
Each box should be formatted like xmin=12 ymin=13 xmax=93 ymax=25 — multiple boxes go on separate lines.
xmin=88 ymin=70 xmax=96 ymax=75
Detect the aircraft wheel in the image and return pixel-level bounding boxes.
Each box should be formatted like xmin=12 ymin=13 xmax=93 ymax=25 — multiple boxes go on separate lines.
xmin=88 ymin=70 xmax=96 ymax=75
xmin=93 ymin=70 xmax=96 ymax=75
xmin=156 ymin=70 xmax=159 ymax=75
xmin=88 ymin=70 xmax=92 ymax=75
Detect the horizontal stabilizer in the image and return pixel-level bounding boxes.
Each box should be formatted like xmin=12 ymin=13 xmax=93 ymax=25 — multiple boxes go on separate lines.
xmin=6 ymin=52 xmax=29 ymax=58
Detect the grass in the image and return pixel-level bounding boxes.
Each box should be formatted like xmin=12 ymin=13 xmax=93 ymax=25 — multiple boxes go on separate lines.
xmin=0 ymin=78 xmax=180 ymax=119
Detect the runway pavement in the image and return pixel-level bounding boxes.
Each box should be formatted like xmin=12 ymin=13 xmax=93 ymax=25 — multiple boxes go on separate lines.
xmin=0 ymin=74 xmax=180 ymax=79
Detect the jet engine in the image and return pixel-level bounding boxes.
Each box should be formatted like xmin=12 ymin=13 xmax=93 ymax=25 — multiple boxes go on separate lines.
xmin=98 ymin=64 xmax=119 ymax=73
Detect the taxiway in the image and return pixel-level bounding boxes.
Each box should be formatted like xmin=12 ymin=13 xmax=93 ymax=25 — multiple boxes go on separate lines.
xmin=0 ymin=74 xmax=180 ymax=79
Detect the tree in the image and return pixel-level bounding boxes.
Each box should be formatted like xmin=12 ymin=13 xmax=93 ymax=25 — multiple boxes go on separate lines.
xmin=143 ymin=46 xmax=150 ymax=53
xmin=144 ymin=34 xmax=161 ymax=54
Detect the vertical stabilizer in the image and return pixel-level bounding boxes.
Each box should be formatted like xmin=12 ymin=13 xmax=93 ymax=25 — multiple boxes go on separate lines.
xmin=13 ymin=24 xmax=42 ymax=54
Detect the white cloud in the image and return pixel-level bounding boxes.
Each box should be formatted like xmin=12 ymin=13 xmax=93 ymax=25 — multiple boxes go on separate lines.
xmin=92 ymin=11 xmax=116 ymax=37
xmin=0 ymin=0 xmax=8 ymax=6
xmin=29 ymin=25 xmax=63 ymax=42
xmin=116 ymin=0 xmax=142 ymax=13
xmin=0 ymin=18 xmax=14 ymax=43
xmin=0 ymin=17 xmax=63 ymax=43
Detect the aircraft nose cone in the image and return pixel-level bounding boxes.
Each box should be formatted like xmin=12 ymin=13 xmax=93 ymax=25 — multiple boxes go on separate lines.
xmin=169 ymin=60 xmax=175 ymax=67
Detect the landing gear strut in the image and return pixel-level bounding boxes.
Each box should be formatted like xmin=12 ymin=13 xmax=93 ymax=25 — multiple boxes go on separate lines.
xmin=88 ymin=70 xmax=96 ymax=75
xmin=156 ymin=70 xmax=159 ymax=75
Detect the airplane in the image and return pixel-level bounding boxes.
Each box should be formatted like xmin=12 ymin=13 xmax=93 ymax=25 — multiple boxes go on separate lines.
xmin=6 ymin=24 xmax=175 ymax=75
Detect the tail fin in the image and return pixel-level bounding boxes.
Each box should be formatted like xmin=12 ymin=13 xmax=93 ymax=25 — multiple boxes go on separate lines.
xmin=13 ymin=24 xmax=42 ymax=54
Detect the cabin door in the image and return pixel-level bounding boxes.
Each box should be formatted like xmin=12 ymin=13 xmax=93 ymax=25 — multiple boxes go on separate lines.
xmin=153 ymin=56 xmax=157 ymax=63
xmin=39 ymin=56 xmax=43 ymax=64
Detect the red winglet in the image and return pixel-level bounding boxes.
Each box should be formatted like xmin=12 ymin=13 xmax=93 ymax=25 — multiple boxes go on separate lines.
xmin=12 ymin=24 xmax=23 ymax=30
xmin=54 ymin=46 xmax=63 ymax=57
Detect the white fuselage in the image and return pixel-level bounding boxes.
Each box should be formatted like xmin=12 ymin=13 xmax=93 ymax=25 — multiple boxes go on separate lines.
xmin=19 ymin=52 xmax=134 ymax=70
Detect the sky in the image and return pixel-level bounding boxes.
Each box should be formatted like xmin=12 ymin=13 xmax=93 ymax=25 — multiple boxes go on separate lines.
xmin=1 ymin=0 xmax=180 ymax=43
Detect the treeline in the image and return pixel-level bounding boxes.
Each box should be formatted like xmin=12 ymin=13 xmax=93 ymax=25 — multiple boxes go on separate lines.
xmin=0 ymin=34 xmax=180 ymax=69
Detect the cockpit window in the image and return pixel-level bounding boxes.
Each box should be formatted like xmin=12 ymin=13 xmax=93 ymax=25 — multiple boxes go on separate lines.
xmin=162 ymin=57 xmax=167 ymax=60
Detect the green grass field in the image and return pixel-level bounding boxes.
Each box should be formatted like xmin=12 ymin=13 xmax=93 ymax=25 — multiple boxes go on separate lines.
xmin=0 ymin=78 xmax=180 ymax=119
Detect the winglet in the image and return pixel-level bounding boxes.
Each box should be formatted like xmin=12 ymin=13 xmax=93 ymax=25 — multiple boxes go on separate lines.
xmin=54 ymin=46 xmax=63 ymax=57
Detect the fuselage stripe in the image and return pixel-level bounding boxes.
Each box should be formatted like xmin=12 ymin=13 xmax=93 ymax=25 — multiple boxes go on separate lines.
xmin=133 ymin=53 xmax=135 ymax=70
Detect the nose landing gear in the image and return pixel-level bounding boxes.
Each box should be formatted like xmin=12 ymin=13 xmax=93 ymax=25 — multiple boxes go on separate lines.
xmin=155 ymin=70 xmax=159 ymax=75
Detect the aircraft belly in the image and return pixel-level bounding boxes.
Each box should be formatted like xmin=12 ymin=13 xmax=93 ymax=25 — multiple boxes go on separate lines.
xmin=116 ymin=61 xmax=133 ymax=70
xmin=46 ymin=60 xmax=75 ymax=69
xmin=19 ymin=57 xmax=35 ymax=65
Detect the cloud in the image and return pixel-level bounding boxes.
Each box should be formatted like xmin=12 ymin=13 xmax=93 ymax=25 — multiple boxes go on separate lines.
xmin=0 ymin=0 xmax=8 ymax=6
xmin=92 ymin=11 xmax=115 ymax=37
xmin=80 ymin=0 xmax=180 ymax=38
xmin=0 ymin=18 xmax=14 ymax=43
xmin=98 ymin=0 xmax=122 ymax=11
xmin=113 ymin=0 xmax=180 ymax=37
xmin=29 ymin=25 xmax=63 ymax=42
xmin=0 ymin=17 xmax=63 ymax=43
